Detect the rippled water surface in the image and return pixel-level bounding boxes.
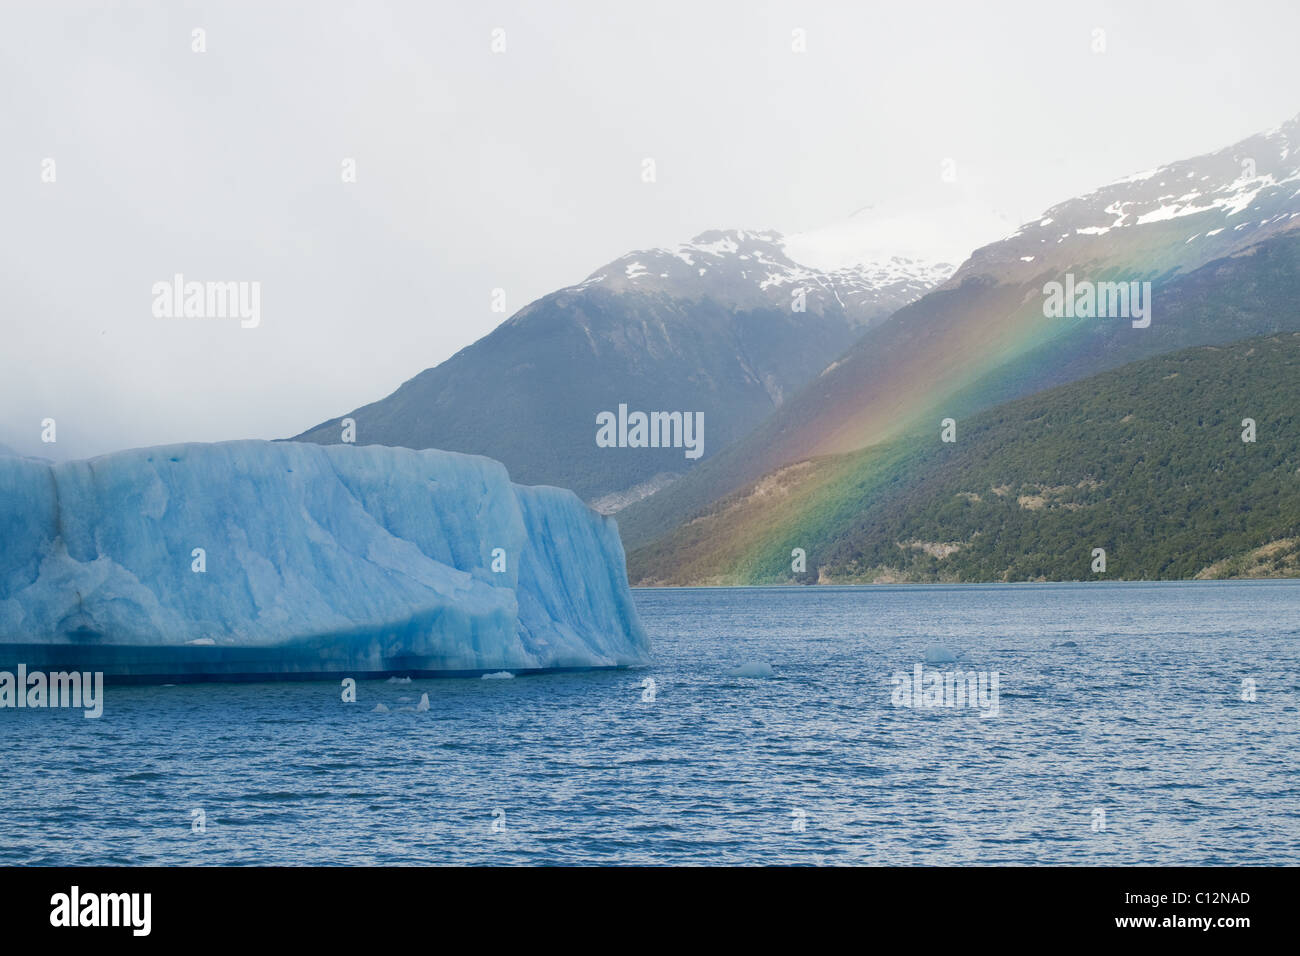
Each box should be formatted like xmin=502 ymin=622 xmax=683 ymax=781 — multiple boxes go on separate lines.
xmin=3 ymin=581 xmax=1298 ymax=865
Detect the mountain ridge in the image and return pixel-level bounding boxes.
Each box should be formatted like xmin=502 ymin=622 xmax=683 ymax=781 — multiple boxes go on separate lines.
xmin=616 ymin=113 xmax=1300 ymax=552
xmin=290 ymin=229 xmax=949 ymax=504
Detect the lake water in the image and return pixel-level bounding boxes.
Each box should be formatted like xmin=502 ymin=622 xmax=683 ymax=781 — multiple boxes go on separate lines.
xmin=3 ymin=581 xmax=1298 ymax=865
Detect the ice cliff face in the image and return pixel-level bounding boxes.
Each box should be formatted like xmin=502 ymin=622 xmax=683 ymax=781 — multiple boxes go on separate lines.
xmin=0 ymin=441 xmax=648 ymax=678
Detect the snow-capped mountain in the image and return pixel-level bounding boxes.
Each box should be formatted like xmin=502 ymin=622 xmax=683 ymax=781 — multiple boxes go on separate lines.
xmin=294 ymin=228 xmax=951 ymax=508
xmin=616 ymin=111 xmax=1300 ymax=553
xmin=559 ymin=228 xmax=952 ymax=329
xmin=966 ymin=114 xmax=1300 ymax=278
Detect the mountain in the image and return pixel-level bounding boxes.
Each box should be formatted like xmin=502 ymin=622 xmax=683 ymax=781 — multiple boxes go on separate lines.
xmin=617 ymin=113 xmax=1300 ymax=555
xmin=629 ymin=334 xmax=1300 ymax=584
xmin=291 ymin=230 xmax=950 ymax=507
xmin=582 ymin=228 xmax=951 ymax=322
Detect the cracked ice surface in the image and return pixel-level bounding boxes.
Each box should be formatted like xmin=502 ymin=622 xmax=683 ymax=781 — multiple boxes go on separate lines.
xmin=0 ymin=441 xmax=648 ymax=678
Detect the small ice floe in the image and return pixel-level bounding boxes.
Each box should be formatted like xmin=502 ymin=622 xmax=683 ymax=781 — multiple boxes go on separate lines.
xmin=481 ymin=671 xmax=515 ymax=680
xmin=416 ymin=693 xmax=430 ymax=712
xmin=729 ymin=661 xmax=776 ymax=679
xmin=386 ymin=676 xmax=412 ymax=684
xmin=184 ymin=638 xmax=216 ymax=646
xmin=923 ymin=645 xmax=958 ymax=664
xmin=371 ymin=703 xmax=390 ymax=713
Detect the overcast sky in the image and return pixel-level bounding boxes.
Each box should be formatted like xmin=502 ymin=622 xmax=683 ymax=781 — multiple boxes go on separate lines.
xmin=3 ymin=0 xmax=1299 ymax=459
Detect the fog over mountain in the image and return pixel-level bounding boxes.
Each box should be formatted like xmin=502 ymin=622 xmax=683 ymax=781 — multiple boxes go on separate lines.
xmin=619 ymin=113 xmax=1300 ymax=565
xmin=4 ymin=1 xmax=1300 ymax=460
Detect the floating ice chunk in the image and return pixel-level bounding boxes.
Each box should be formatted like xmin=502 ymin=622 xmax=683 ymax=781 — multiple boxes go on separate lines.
xmin=386 ymin=677 xmax=412 ymax=684
xmin=416 ymin=693 xmax=430 ymax=711
xmin=481 ymin=671 xmax=515 ymax=680
xmin=372 ymin=703 xmax=389 ymax=713
xmin=923 ymin=645 xmax=958 ymax=664
xmin=729 ymin=661 xmax=776 ymax=678
xmin=0 ymin=440 xmax=650 ymax=679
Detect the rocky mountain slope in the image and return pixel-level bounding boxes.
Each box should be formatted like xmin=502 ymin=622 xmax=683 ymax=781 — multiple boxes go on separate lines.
xmin=292 ymin=230 xmax=949 ymax=506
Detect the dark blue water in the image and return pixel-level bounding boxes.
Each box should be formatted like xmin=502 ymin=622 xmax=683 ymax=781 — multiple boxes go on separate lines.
xmin=3 ymin=581 xmax=1298 ymax=865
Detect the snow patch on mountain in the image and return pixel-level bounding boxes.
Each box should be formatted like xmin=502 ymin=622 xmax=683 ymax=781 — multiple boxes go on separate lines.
xmin=572 ymin=228 xmax=952 ymax=328
xmin=986 ymin=113 xmax=1300 ymax=267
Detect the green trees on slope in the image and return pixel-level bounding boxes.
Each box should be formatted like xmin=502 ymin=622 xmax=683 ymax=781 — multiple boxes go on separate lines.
xmin=629 ymin=333 xmax=1300 ymax=585
xmin=815 ymin=334 xmax=1300 ymax=582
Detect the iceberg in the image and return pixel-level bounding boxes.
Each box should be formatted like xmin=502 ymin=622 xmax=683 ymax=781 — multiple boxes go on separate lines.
xmin=923 ymin=644 xmax=958 ymax=664
xmin=728 ymin=661 xmax=776 ymax=679
xmin=0 ymin=440 xmax=649 ymax=680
